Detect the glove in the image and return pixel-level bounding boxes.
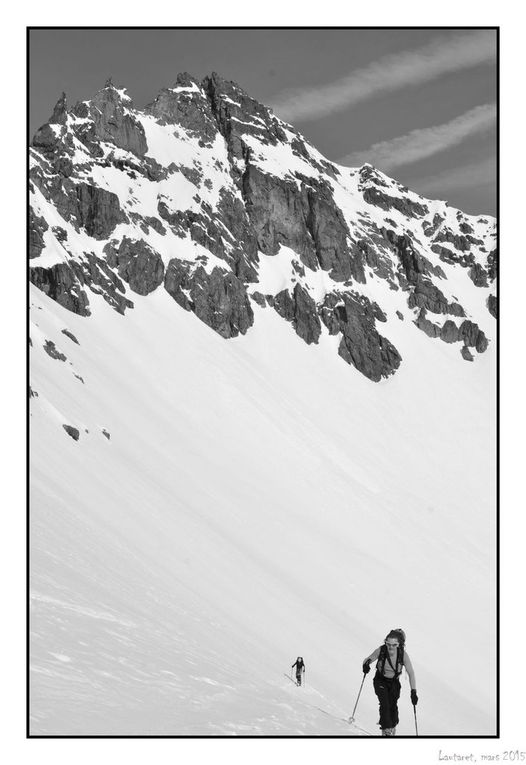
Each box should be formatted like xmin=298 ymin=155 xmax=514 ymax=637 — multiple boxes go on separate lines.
xmin=411 ymin=689 xmax=418 ymax=705
xmin=362 ymin=659 xmax=371 ymax=674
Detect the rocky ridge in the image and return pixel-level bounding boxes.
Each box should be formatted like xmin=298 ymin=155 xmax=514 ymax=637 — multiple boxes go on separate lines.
xmin=30 ymin=72 xmax=496 ymax=382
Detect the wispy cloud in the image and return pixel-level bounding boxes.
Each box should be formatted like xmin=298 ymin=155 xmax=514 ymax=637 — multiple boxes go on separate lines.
xmin=270 ymin=31 xmax=496 ymax=122
xmin=338 ymin=103 xmax=496 ymax=170
xmin=407 ymin=158 xmax=496 ymax=198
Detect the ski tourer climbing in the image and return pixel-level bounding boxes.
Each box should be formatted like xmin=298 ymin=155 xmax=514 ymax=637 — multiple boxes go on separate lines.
xmin=362 ymin=628 xmax=418 ymax=736
xmin=291 ymin=657 xmax=305 ymax=686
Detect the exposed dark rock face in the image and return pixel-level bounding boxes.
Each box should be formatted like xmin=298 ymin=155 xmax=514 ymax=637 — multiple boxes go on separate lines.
xmin=242 ymin=165 xmax=317 ymax=266
xmin=50 ymin=92 xmax=68 ymax=125
xmin=63 ymin=424 xmax=80 ymax=441
xmin=29 ymin=210 xmax=49 ymax=259
xmin=242 ymin=166 xmax=363 ymax=282
xmin=30 ymin=263 xmax=91 ymax=316
xmin=320 ymin=292 xmax=401 ymax=381
xmin=434 ymin=228 xmax=471 ymax=252
xmin=461 ymin=346 xmax=474 ymax=361
xmin=413 ymin=312 xmax=489 ymax=354
xmin=102 ymin=428 xmax=111 ymax=440
xmin=216 ymin=190 xmax=259 ymax=281
xmin=361 ymin=183 xmax=428 ymax=219
xmin=52 ymin=226 xmax=68 ymax=243
xmin=408 ymin=279 xmax=464 ymax=317
xmin=414 ymin=309 xmax=441 ymax=338
xmin=440 ymin=320 xmax=460 ymax=343
xmin=384 ymin=230 xmax=445 ymax=284
xmin=78 ymin=253 xmax=134 ymax=314
xmin=305 ymin=179 xmax=365 ymax=282
xmin=143 ymin=216 xmax=166 ymax=236
xmin=338 ymin=313 xmax=402 ymax=382
xmin=203 ymin=71 xmax=288 ymax=159
xmin=30 ymin=172 xmax=77 ymax=231
xmin=250 ymin=291 xmax=267 ymax=307
xmin=61 ymin=329 xmax=80 ymax=344
xmin=30 ymin=253 xmax=134 ymax=317
xmin=106 ymin=237 xmax=165 ymax=295
xmin=164 ymin=260 xmax=254 ymax=338
xmin=146 ymin=73 xmax=219 ymax=145
xmin=73 ymin=81 xmax=148 ymax=157
xmin=459 ymin=320 xmax=488 ymax=353
xmin=75 ymin=183 xmax=127 ymax=239
xmin=29 ymin=73 xmax=496 ymax=382
xmin=33 ymin=123 xmax=65 ymax=156
xmin=468 ymin=263 xmax=489 ymax=287
xmin=270 ymin=284 xmax=321 ymax=345
xmin=43 ymin=340 xmax=67 ymax=361
xmin=487 ymin=249 xmax=497 ymax=282
xmin=422 ymin=212 xmax=445 ymax=238
xmin=487 ymin=294 xmax=497 ymax=318
xmin=158 ymin=189 xmax=259 ymax=282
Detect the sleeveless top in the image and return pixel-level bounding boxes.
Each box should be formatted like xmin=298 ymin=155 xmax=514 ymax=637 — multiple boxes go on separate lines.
xmin=377 ymin=647 xmax=403 ymax=678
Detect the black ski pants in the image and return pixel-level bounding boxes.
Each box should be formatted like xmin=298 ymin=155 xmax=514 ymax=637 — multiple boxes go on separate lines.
xmin=373 ymin=672 xmax=401 ymax=729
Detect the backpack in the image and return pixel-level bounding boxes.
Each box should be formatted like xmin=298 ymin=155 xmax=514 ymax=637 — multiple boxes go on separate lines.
xmin=378 ymin=627 xmax=406 ymax=677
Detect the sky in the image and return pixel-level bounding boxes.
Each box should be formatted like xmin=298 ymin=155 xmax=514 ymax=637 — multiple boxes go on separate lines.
xmin=29 ymin=28 xmax=497 ymax=216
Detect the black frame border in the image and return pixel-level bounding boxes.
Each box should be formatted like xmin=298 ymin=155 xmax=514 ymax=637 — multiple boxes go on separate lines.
xmin=26 ymin=25 xmax=500 ymax=740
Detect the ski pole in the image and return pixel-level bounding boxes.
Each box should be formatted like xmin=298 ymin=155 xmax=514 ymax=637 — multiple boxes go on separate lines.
xmin=413 ymin=704 xmax=419 ymax=736
xmin=349 ymin=673 xmax=366 ymax=723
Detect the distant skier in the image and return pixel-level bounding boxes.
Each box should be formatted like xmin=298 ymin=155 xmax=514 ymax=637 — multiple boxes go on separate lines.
xmin=362 ymin=628 xmax=418 ymax=736
xmin=291 ymin=657 xmax=305 ymax=686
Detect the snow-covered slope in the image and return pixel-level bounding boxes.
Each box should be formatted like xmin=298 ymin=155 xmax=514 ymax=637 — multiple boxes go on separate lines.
xmin=29 ymin=73 xmax=496 ymax=736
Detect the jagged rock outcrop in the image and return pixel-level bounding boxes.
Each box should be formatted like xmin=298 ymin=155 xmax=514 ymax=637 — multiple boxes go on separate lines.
xmin=63 ymin=424 xmax=80 ymax=441
xmin=242 ymin=166 xmax=364 ymax=282
xmin=319 ymin=292 xmax=400 ymax=381
xmin=146 ymin=73 xmax=218 ymax=146
xmin=487 ymin=294 xmax=497 ymax=318
xmin=159 ymin=189 xmax=259 ymax=282
xmin=73 ymin=80 xmax=148 ymax=157
xmin=305 ymin=179 xmax=365 ymax=282
xmin=468 ymin=263 xmax=489 ymax=287
xmin=385 ymin=230 xmax=445 ymax=284
xmin=408 ymin=280 xmax=464 ymax=317
xmin=164 ymin=261 xmax=254 ymax=338
xmin=242 ymin=166 xmax=316 ymax=266
xmin=76 ymin=183 xmax=127 ymax=239
xmin=29 ymin=72 xmax=497 ymax=382
xmin=204 ymin=72 xmax=288 ymax=160
xmin=43 ymin=340 xmax=67 ymax=361
xmin=413 ymin=310 xmax=488 ymax=354
xmin=359 ymin=166 xmax=428 ymax=219
xmin=105 ymin=237 xmax=165 ymax=295
xmin=30 ymin=263 xmax=91 ymax=316
xmin=269 ymin=285 xmax=321 ymax=345
xmin=61 ymin=329 xmax=80 ymax=345
xmin=29 ymin=209 xmax=48 ymax=259
xmin=458 ymin=320 xmax=488 ymax=353
xmin=414 ymin=309 xmax=441 ymax=339
xmin=78 ymin=253 xmax=134 ymax=314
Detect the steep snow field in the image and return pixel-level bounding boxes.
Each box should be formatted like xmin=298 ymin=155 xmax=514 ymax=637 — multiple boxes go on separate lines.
xmin=29 ymin=281 xmax=496 ymax=737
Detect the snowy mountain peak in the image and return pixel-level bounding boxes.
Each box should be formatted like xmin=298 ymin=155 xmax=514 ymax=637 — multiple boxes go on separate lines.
xmin=29 ymin=71 xmax=497 ymax=737
xmin=30 ymin=72 xmax=496 ymax=382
